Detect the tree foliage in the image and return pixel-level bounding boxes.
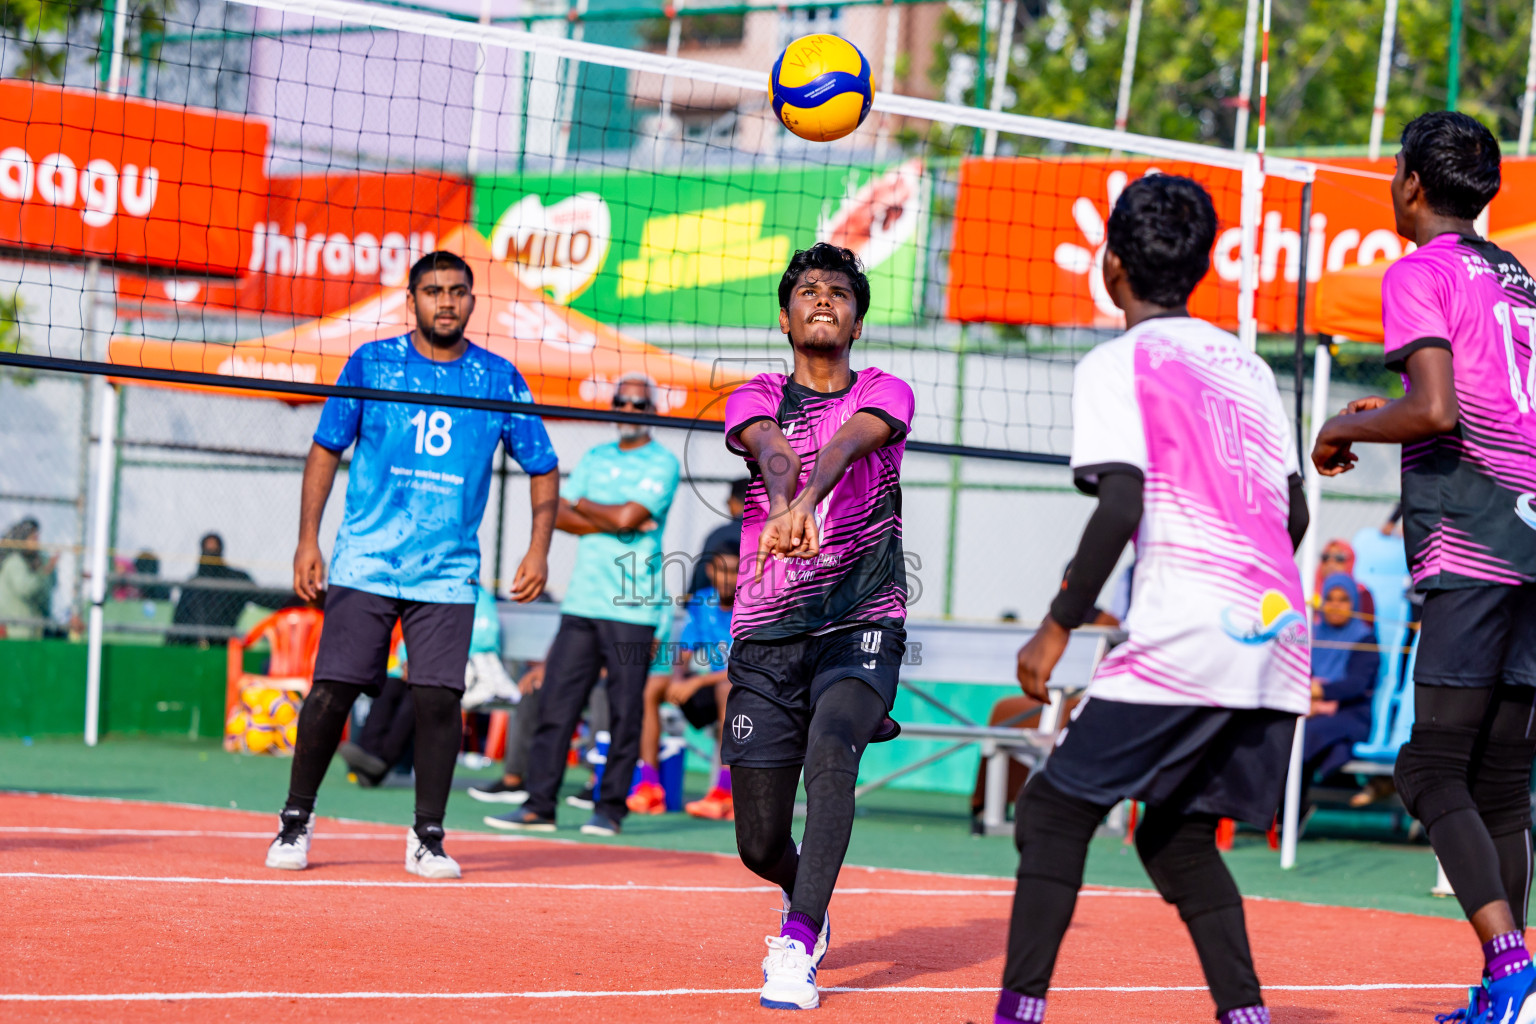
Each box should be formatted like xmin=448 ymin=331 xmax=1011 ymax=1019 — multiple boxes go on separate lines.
xmin=2 ymin=0 xmax=167 ymax=82
xmin=930 ymin=0 xmax=1535 ymax=149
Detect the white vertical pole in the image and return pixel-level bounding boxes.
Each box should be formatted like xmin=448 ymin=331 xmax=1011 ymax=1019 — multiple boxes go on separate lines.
xmin=1237 ymin=152 xmax=1264 ymax=350
xmin=84 ymin=381 xmax=117 ymax=747
xmin=981 ymin=0 xmax=1018 ymax=158
xmin=1234 ymin=0 xmax=1260 ymax=152
xmin=1255 ymin=0 xmax=1272 ymax=160
xmin=1521 ymin=0 xmax=1536 ymax=157
xmin=107 ymin=0 xmax=129 ymax=91
xmin=1367 ymin=0 xmax=1399 ymax=160
xmin=466 ymin=0 xmax=494 ymax=177
xmin=553 ymin=0 xmax=589 ymax=170
xmin=874 ymin=0 xmax=903 ymax=160
xmin=657 ymin=0 xmax=684 ymax=145
xmin=1281 ymin=339 xmax=1332 ymax=869
xmin=1113 ymin=0 xmax=1144 ymax=134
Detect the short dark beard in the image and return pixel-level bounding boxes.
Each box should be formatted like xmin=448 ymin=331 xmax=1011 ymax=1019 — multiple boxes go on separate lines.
xmin=417 ymin=317 xmax=465 ymax=349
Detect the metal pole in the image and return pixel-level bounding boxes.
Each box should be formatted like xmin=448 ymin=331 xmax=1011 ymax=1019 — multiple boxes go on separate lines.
xmin=1113 ymin=0 xmax=1144 ymax=134
xmin=1521 ymin=0 xmax=1536 ymax=157
xmin=1280 ymin=715 xmax=1306 ymax=867
xmin=1447 ymin=0 xmax=1463 ymax=110
xmin=657 ymin=0 xmax=683 ymax=144
xmin=973 ymin=0 xmax=991 ymax=111
xmin=466 ymin=0 xmax=494 ymax=176
xmin=1255 ymin=0 xmax=1272 ymax=162
xmin=1237 ymin=152 xmax=1264 ymax=350
xmin=874 ymin=0 xmax=902 ymax=160
xmin=942 ymin=327 xmax=968 ymax=618
xmin=84 ymin=381 xmax=117 ymax=747
xmin=554 ymin=0 xmax=589 ymax=169
xmin=1293 ymin=183 xmax=1313 ymax=464
xmin=981 ymin=0 xmax=1017 ymax=157
xmin=1234 ymin=0 xmax=1260 ymax=152
xmin=1367 ymin=0 xmax=1399 ymax=160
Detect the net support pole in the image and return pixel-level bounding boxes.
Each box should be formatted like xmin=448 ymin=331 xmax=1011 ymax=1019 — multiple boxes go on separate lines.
xmin=1447 ymin=0 xmax=1463 ymax=111
xmin=657 ymin=0 xmax=684 ymax=145
xmin=1521 ymin=0 xmax=1536 ymax=157
xmin=874 ymin=0 xmax=902 ymax=159
xmin=84 ymin=380 xmax=118 ymax=747
xmin=466 ymin=0 xmax=494 ymax=176
xmin=1293 ymin=182 xmax=1313 ymax=463
xmin=1234 ymin=0 xmax=1260 ymax=152
xmin=1112 ymin=0 xmax=1144 ymax=135
xmin=1237 ymin=152 xmax=1263 ymax=350
xmin=1367 ymin=0 xmax=1399 ymax=160
xmin=1280 ymin=713 xmax=1306 ymax=868
xmin=981 ymin=0 xmax=1017 ymax=157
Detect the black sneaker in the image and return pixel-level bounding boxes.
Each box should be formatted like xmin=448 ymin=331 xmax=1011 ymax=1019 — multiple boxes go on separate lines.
xmin=580 ymin=812 xmax=621 ymax=837
xmin=484 ymin=808 xmax=556 ymax=832
xmin=339 ymin=742 xmax=387 ymax=786
xmin=467 ymin=779 xmax=529 ymax=805
xmin=564 ymin=779 xmax=596 ymax=810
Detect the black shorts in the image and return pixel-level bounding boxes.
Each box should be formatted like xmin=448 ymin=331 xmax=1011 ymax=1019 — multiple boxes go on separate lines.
xmin=722 ymin=625 xmax=904 ymax=770
xmin=1041 ymin=698 xmax=1298 ymax=828
xmin=1414 ymin=583 xmax=1536 ymax=688
xmin=678 ymin=684 xmax=722 ymax=730
xmin=312 ymin=585 xmax=475 ymax=695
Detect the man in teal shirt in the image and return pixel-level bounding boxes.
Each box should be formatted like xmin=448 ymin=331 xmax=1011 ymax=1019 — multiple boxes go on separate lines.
xmin=487 ymin=375 xmax=680 ymax=835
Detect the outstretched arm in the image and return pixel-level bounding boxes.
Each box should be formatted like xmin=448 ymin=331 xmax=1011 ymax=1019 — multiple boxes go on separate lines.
xmin=760 ymin=411 xmax=892 ymax=565
xmin=1312 ymin=347 xmax=1457 ymax=476
xmin=735 ymin=419 xmax=803 ymax=580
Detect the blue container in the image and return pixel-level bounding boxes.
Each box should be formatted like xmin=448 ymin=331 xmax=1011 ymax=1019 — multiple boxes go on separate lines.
xmin=587 ymin=730 xmax=611 ymax=790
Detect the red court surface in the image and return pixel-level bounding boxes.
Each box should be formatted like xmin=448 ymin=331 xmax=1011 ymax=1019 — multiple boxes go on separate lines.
xmin=0 ymin=791 xmax=1477 ymax=1022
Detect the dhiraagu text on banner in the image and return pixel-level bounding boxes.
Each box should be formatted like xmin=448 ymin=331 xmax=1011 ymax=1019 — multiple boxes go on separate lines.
xmin=473 ymin=160 xmax=926 ymax=327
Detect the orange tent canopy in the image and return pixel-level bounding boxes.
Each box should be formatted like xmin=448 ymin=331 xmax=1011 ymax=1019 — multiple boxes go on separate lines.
xmin=109 ymin=226 xmax=732 ymax=419
xmin=1313 ymin=221 xmax=1536 ymax=343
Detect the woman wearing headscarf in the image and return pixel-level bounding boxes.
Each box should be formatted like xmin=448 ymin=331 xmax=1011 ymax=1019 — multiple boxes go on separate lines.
xmin=1303 ymin=573 xmax=1380 ymax=788
xmin=0 ymin=518 xmax=57 ymax=639
xmin=1313 ymin=538 xmax=1376 ymax=620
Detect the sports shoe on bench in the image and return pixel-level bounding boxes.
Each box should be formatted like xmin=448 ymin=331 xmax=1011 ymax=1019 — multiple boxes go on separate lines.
xmin=780 ymin=891 xmax=829 ymax=968
xmin=484 ymin=808 xmax=556 ymax=832
xmin=626 ymin=780 xmax=667 ymax=814
xmin=265 ymin=807 xmax=314 ymax=871
xmin=406 ymin=824 xmax=461 ymax=879
xmin=759 ymin=935 xmax=819 ymax=1010
xmin=685 ymin=786 xmax=734 ymax=820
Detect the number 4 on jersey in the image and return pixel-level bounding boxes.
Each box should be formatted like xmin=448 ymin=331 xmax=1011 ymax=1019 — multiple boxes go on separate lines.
xmin=409 ymin=410 xmax=454 ymax=456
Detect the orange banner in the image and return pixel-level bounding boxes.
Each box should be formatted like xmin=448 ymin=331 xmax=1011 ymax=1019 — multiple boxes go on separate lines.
xmin=945 ymin=156 xmax=1536 ymax=333
xmin=0 ymin=81 xmax=268 ymax=274
xmin=118 ymin=173 xmax=468 ymax=318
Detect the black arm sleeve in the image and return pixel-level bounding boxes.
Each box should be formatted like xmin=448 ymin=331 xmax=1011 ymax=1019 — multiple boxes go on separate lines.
xmin=1286 ymin=472 xmax=1309 ymax=553
xmin=1048 ymin=471 xmax=1143 ymax=630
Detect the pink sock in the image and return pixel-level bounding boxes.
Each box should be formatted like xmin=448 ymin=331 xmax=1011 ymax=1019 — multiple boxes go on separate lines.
xmin=638 ymin=761 xmax=660 ymax=786
xmin=715 ymin=766 xmax=732 ymax=793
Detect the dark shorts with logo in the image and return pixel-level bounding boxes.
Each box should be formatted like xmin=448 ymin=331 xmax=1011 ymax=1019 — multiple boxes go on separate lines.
xmin=1040 ymin=698 xmax=1299 ymax=828
xmin=1414 ymin=583 xmax=1536 ymax=688
xmin=313 ymin=585 xmax=475 ymax=695
xmin=721 ymin=625 xmax=905 ymax=770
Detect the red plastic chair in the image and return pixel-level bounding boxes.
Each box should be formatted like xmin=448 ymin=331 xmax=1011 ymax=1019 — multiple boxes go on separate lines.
xmin=226 ymin=608 xmax=325 ymax=721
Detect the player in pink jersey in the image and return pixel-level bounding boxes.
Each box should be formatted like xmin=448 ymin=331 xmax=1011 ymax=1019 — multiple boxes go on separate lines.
xmin=994 ymin=176 xmax=1310 ymax=1024
xmin=722 ymin=243 xmax=913 ymax=1011
xmin=1314 ymin=112 xmax=1536 ymax=1024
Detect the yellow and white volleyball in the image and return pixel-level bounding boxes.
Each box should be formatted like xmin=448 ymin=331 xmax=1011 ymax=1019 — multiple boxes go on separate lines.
xmin=770 ymin=34 xmax=873 ymax=143
xmin=267 ymin=694 xmax=299 ymax=728
xmin=224 ymin=709 xmax=250 ymax=737
xmin=242 ymin=725 xmax=281 ymax=754
xmin=280 ymin=721 xmax=299 ymax=750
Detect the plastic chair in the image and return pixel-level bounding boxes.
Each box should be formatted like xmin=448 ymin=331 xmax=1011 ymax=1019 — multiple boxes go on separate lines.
xmin=1352 ymin=627 xmax=1420 ymax=763
xmin=1346 ymin=527 xmax=1414 ymax=764
xmin=226 ymin=607 xmax=324 ymax=719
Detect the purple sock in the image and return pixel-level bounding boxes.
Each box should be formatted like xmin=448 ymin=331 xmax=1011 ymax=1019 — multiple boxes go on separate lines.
xmin=781 ymin=911 xmax=819 ymax=952
xmin=1218 ymin=1006 xmax=1269 ymax=1024
xmin=1485 ymin=931 xmax=1532 ymax=981
xmin=638 ymin=761 xmax=660 ymax=786
xmin=715 ymin=766 xmax=732 ymax=793
xmin=994 ymin=989 xmax=1045 ymax=1023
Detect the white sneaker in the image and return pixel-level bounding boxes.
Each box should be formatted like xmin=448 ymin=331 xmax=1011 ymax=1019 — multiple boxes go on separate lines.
xmin=760 ymin=935 xmax=819 ymax=1010
xmin=781 ymin=892 xmax=830 ymax=968
xmin=406 ymin=825 xmax=462 ymax=879
xmin=265 ymin=808 xmax=314 ymax=871
xmin=462 ymin=653 xmax=519 ymax=709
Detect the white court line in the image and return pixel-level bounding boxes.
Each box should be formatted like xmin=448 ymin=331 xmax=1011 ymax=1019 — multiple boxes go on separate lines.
xmin=0 ymin=983 xmax=1465 ymax=1002
xmin=0 ymin=826 xmax=537 ymax=841
xmin=0 ymin=870 xmax=1158 ymax=898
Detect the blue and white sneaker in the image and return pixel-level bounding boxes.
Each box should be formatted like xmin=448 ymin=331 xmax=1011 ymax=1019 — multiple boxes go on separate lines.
xmin=760 ymin=935 xmax=818 ymax=1010
xmin=781 ymin=891 xmax=830 ymax=968
xmin=1481 ymin=966 xmax=1536 ymax=1024
xmin=1435 ymin=980 xmax=1489 ymax=1024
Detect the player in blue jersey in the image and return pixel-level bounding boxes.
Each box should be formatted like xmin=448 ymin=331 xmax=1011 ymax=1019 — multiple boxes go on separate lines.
xmin=265 ymin=252 xmax=559 ymax=879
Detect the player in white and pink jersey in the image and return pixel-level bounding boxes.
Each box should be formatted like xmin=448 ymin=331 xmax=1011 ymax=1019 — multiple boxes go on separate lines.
xmin=993 ymin=176 xmax=1310 ymax=1024
xmin=1314 ymin=112 xmax=1536 ymax=1024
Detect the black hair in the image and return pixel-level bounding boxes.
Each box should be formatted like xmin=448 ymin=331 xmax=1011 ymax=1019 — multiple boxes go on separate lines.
xmin=1104 ymin=175 xmax=1219 ymax=308
xmin=1399 ymin=111 xmax=1501 ymax=219
xmin=778 ymin=242 xmax=871 ymax=321
xmin=408 ymin=251 xmax=475 ymax=293
xmin=200 ymin=532 xmax=224 ymax=555
xmin=729 ymin=477 xmax=751 ymax=504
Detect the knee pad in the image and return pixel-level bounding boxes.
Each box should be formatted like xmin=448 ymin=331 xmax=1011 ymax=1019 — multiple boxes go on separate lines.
xmin=803 ymin=719 xmax=865 ymax=789
xmin=1471 ymin=739 xmax=1536 ymax=837
xmin=1013 ymin=776 xmax=1105 ymax=887
xmin=1134 ymin=815 xmax=1241 ymax=920
xmin=1394 ymin=725 xmax=1480 ymax=830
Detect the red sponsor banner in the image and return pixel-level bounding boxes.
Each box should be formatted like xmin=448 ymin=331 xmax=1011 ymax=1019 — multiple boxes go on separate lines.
xmin=119 ymin=173 xmax=469 ymax=319
xmin=0 ymin=81 xmax=268 ymax=274
xmin=945 ymin=156 xmax=1536 ymax=333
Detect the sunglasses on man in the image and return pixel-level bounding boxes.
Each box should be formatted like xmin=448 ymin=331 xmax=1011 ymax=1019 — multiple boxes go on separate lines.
xmin=612 ymin=395 xmax=653 ymax=411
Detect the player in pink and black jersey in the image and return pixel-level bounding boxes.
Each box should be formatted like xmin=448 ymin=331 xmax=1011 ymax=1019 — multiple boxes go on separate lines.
xmin=1315 ymin=111 xmax=1536 ymax=1024
xmin=722 ymin=243 xmax=913 ymax=1011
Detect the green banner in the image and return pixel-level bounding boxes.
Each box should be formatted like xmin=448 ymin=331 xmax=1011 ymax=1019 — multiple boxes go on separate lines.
xmin=472 ymin=160 xmax=926 ymax=326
